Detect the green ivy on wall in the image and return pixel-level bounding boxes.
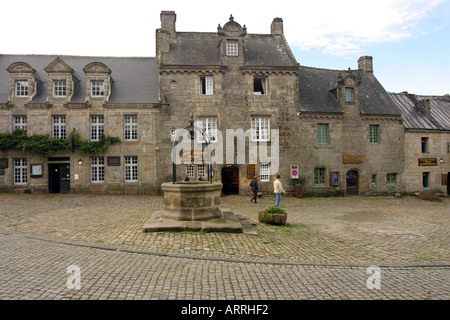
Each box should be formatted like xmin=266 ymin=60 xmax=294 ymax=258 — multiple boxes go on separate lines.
xmin=0 ymin=129 xmax=120 ymax=157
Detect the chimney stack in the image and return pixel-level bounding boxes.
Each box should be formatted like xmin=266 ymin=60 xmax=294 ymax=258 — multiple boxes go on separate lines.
xmin=271 ymin=18 xmax=284 ymax=36
xmin=358 ymin=56 xmax=373 ymax=74
xmin=161 ymin=11 xmax=176 ymax=36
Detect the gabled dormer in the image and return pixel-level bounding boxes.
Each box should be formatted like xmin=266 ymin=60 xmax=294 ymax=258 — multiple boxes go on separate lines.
xmin=44 ymin=57 xmax=77 ymax=104
xmin=7 ymin=62 xmax=38 ymax=104
xmin=218 ymin=15 xmax=247 ymax=65
xmin=83 ymin=62 xmax=112 ymax=104
xmin=337 ymin=68 xmax=362 ymax=106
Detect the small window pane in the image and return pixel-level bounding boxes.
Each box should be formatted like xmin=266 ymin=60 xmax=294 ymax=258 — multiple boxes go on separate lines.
xmin=15 ymin=81 xmax=28 ymax=97
xmin=52 ymin=116 xmax=66 ymax=139
xmin=13 ymin=116 xmax=27 ymax=132
xmin=226 ymin=40 xmax=238 ymax=56
xmin=314 ymin=168 xmax=325 ymax=185
xmin=125 ymin=156 xmax=138 ymax=182
xmin=124 ymin=115 xmax=138 ymax=141
xmin=91 ymin=81 xmax=104 ymax=97
xmin=370 ymin=125 xmax=379 ymax=144
xmin=345 ymin=87 xmax=355 ymax=102
xmin=14 ymin=159 xmax=27 ymax=185
xmin=318 ymin=124 xmax=329 ymax=145
xmin=260 ymin=164 xmax=269 ymax=182
xmin=53 ymin=80 xmax=67 ymax=97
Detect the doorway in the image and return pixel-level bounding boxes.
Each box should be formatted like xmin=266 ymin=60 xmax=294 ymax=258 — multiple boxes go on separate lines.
xmin=48 ymin=163 xmax=70 ymax=194
xmin=221 ymin=166 xmax=239 ymax=195
xmin=447 ymin=172 xmax=450 ymax=196
xmin=346 ymin=170 xmax=359 ymax=196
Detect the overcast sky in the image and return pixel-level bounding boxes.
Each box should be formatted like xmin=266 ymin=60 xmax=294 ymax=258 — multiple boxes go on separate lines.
xmin=2 ymin=0 xmax=449 ymax=95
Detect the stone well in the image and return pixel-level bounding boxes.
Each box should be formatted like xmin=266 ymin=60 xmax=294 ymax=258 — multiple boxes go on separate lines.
xmin=160 ymin=181 xmax=222 ymax=221
xmin=142 ymin=181 xmax=252 ymax=233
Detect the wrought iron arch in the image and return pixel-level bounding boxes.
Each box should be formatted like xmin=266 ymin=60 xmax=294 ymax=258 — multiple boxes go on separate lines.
xmin=172 ymin=115 xmax=213 ymax=183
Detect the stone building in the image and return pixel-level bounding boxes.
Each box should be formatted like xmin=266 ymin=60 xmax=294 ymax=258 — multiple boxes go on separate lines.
xmin=296 ymin=61 xmax=405 ymax=196
xmin=0 ymin=55 xmax=161 ymax=194
xmin=390 ymin=92 xmax=450 ymax=194
xmin=0 ymin=11 xmax=417 ymax=196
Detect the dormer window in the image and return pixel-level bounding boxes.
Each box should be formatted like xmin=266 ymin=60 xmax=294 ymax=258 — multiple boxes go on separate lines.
xmin=83 ymin=62 xmax=111 ymax=102
xmin=91 ymin=80 xmax=105 ymax=97
xmin=53 ymin=80 xmax=67 ymax=97
xmin=226 ymin=40 xmax=238 ymax=56
xmin=15 ymin=80 xmax=29 ymax=97
xmin=345 ymin=87 xmax=355 ymax=102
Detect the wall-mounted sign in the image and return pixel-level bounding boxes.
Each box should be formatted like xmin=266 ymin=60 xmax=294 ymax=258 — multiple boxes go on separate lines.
xmin=180 ymin=151 xmax=206 ymax=162
xmin=246 ymin=163 xmax=256 ymax=181
xmin=330 ymin=171 xmax=340 ymax=186
xmin=343 ymin=155 xmax=365 ymax=164
xmin=0 ymin=168 xmax=4 ymax=176
xmin=0 ymin=158 xmax=8 ymax=169
xmin=290 ymin=165 xmax=299 ymax=179
xmin=418 ymin=158 xmax=437 ymax=166
xmin=107 ymin=156 xmax=121 ymax=166
xmin=31 ymin=164 xmax=43 ymax=178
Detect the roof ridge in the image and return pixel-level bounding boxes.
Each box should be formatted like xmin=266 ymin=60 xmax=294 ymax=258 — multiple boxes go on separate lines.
xmin=1 ymin=54 xmax=156 ymax=59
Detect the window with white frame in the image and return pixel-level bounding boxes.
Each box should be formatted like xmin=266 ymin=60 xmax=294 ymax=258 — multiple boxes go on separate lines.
xmin=260 ymin=164 xmax=270 ymax=182
xmin=226 ymin=40 xmax=238 ymax=56
xmin=15 ymin=80 xmax=28 ymax=97
xmin=200 ymin=76 xmax=213 ymax=95
xmin=91 ymin=157 xmax=105 ymax=183
xmin=197 ymin=164 xmax=205 ymax=180
xmin=14 ymin=159 xmax=27 ymax=185
xmin=251 ymin=117 xmax=270 ymax=142
xmin=186 ymin=165 xmax=195 ymax=178
xmin=53 ymin=80 xmax=66 ymax=97
xmin=13 ymin=116 xmax=27 ymax=131
xmin=90 ymin=115 xmax=104 ymax=141
xmin=197 ymin=118 xmax=217 ymax=143
xmin=90 ymin=80 xmax=104 ymax=97
xmin=125 ymin=156 xmax=138 ymax=182
xmin=124 ymin=115 xmax=138 ymax=141
xmin=52 ymin=116 xmax=66 ymax=139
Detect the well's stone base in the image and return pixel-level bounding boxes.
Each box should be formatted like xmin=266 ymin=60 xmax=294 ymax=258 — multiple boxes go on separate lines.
xmin=142 ymin=182 xmax=257 ymax=234
xmin=143 ymin=207 xmax=257 ymax=235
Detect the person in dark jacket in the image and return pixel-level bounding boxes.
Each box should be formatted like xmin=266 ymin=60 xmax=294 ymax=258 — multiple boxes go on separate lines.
xmin=250 ymin=176 xmax=258 ymax=203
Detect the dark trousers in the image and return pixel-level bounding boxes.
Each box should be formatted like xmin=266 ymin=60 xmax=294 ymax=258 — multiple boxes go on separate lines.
xmin=252 ymin=190 xmax=258 ymax=202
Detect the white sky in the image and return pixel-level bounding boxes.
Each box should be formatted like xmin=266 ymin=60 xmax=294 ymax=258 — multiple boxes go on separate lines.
xmin=2 ymin=0 xmax=449 ymax=95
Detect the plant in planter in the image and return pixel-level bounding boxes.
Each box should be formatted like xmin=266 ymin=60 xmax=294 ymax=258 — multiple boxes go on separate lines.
xmin=258 ymin=206 xmax=287 ymax=226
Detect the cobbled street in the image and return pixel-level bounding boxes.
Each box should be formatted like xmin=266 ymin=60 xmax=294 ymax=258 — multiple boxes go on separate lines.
xmin=0 ymin=193 xmax=449 ymax=300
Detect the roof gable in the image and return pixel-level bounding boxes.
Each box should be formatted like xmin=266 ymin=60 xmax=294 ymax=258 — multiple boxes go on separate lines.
xmin=44 ymin=57 xmax=74 ymax=74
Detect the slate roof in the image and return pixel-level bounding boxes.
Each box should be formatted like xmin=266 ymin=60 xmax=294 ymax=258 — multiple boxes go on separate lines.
xmin=389 ymin=92 xmax=450 ymax=131
xmin=0 ymin=55 xmax=160 ymax=104
xmin=298 ymin=66 xmax=401 ymax=116
xmin=161 ymin=32 xmax=298 ymax=68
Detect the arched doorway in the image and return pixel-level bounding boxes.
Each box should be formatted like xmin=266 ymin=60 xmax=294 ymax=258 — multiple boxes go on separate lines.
xmin=221 ymin=165 xmax=239 ymax=195
xmin=346 ymin=170 xmax=359 ymax=196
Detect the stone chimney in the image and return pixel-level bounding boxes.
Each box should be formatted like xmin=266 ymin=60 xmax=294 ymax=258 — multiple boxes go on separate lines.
xmin=358 ymin=56 xmax=373 ymax=74
xmin=160 ymin=11 xmax=176 ymax=36
xmin=271 ymin=18 xmax=284 ymax=36
xmin=417 ymin=98 xmax=431 ymax=118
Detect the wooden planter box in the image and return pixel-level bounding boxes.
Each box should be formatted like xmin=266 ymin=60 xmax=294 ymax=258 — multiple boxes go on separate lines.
xmin=258 ymin=212 xmax=287 ymax=226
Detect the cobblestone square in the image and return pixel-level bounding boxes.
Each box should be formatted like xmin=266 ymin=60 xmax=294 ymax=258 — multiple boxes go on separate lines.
xmin=0 ymin=193 xmax=449 ymax=300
